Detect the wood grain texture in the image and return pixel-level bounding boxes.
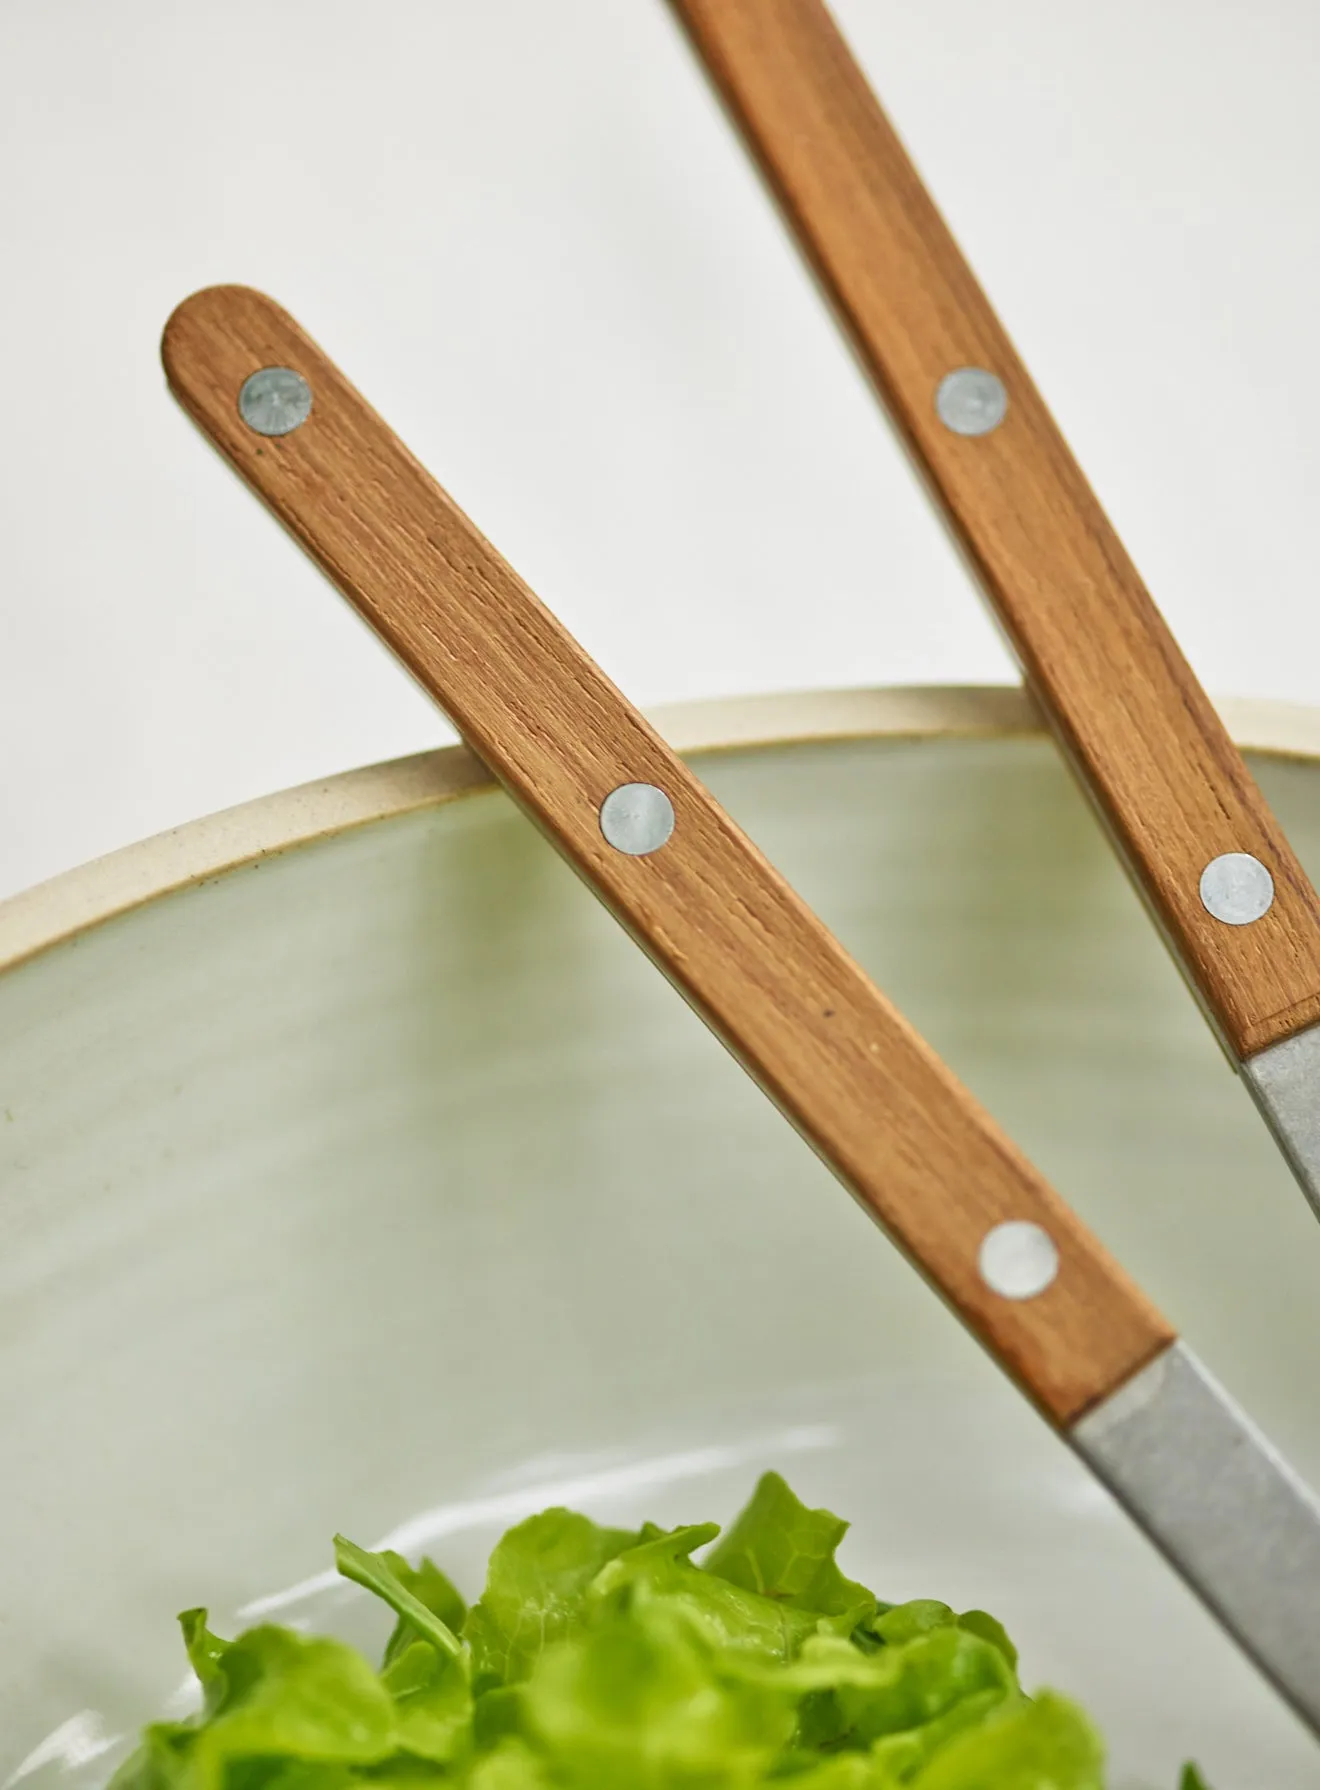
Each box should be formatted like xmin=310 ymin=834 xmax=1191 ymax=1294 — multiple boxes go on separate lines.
xmin=668 ymin=0 xmax=1320 ymax=1062
xmin=162 ymin=285 xmax=1173 ymax=1424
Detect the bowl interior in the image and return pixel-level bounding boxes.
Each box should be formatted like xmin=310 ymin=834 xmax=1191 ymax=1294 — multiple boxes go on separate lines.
xmin=4 ymin=730 xmax=1320 ymax=1788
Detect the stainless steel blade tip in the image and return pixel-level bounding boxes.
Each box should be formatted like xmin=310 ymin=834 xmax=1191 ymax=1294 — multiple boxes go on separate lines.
xmin=1243 ymin=1020 xmax=1320 ymax=1221
xmin=1071 ymin=1340 xmax=1320 ymax=1738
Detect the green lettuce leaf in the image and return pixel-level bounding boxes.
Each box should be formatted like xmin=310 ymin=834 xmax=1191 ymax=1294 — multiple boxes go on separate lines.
xmin=111 ymin=1621 xmax=399 ymax=1790
xmin=180 ymin=1625 xmax=398 ymax=1764
xmin=380 ymin=1636 xmax=472 ymax=1764
xmin=334 ymin=1538 xmax=472 ymax=1766
xmin=334 ymin=1536 xmax=463 ymax=1661
xmin=110 ymin=1476 xmax=1199 ymax=1790
xmin=107 ymin=1724 xmax=195 ymax=1790
xmin=592 ymin=1520 xmax=830 ymax=1662
xmin=735 ymin=1623 xmax=1017 ymax=1757
xmin=465 ymin=1739 xmax=554 ymax=1789
xmin=703 ymin=1471 xmax=876 ymax=1631
xmin=378 ymin=1553 xmax=467 ymax=1666
xmin=775 ymin=1759 xmax=888 ymax=1790
xmin=177 ymin=1608 xmax=229 ymax=1704
xmin=905 ymin=1688 xmax=1105 ymax=1788
xmin=954 ymin=1608 xmax=1018 ymax=1672
xmin=871 ymin=1602 xmax=957 ymax=1647
xmin=461 ymin=1507 xmax=641 ymax=1686
xmin=519 ymin=1584 xmax=796 ymax=1785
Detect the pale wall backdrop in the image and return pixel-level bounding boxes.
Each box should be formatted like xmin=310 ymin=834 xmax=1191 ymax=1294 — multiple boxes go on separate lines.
xmin=2 ymin=0 xmax=1318 ymax=899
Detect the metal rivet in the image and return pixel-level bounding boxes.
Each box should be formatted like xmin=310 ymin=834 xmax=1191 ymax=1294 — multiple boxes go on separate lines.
xmin=238 ymin=366 xmax=313 ymax=437
xmin=1199 ymin=852 xmax=1274 ymax=926
xmin=599 ymin=783 xmax=675 ymax=856
xmin=936 ymin=367 xmax=1008 ymax=436
xmin=978 ymin=1220 xmax=1059 ymax=1300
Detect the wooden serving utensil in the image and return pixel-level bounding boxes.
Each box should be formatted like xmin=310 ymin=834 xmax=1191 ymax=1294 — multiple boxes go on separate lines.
xmin=664 ymin=0 xmax=1320 ymax=1222
xmin=163 ymin=285 xmax=1320 ymax=1736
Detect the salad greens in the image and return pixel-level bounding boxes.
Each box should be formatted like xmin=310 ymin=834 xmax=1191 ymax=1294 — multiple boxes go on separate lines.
xmin=111 ymin=1473 xmax=1209 ymax=1789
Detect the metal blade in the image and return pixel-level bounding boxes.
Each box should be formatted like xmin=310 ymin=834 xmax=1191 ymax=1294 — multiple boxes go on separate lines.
xmin=1242 ymin=1022 xmax=1320 ymax=1221
xmin=1071 ymin=1341 xmax=1320 ymax=1735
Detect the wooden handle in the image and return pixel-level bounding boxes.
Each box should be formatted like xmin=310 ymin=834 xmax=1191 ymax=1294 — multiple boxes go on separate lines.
xmin=668 ymin=0 xmax=1320 ymax=1064
xmin=162 ymin=285 xmax=1172 ymax=1424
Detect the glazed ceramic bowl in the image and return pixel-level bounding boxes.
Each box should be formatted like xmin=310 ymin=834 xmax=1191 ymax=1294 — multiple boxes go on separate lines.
xmin=4 ymin=686 xmax=1320 ymax=1790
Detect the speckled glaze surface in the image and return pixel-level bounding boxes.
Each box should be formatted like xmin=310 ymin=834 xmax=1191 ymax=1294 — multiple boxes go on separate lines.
xmin=4 ymin=692 xmax=1320 ymax=1789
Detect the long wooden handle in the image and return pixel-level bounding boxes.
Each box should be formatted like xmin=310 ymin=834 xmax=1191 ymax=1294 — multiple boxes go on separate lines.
xmin=162 ymin=285 xmax=1172 ymax=1425
xmin=667 ymin=0 xmax=1320 ymax=1064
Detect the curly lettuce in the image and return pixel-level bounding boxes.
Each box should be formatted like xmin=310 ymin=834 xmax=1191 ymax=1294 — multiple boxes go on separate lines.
xmin=109 ymin=1472 xmax=1210 ymax=1789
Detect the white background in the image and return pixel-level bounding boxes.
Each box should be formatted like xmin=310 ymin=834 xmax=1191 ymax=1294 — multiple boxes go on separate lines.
xmin=2 ymin=0 xmax=1318 ymax=902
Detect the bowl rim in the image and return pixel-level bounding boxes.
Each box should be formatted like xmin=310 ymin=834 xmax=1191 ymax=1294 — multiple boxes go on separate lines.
xmin=4 ymin=682 xmax=1320 ymax=980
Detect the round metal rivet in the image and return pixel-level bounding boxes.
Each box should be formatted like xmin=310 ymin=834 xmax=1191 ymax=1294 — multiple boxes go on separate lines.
xmin=978 ymin=1220 xmax=1059 ymax=1301
xmin=238 ymin=366 xmax=313 ymax=437
xmin=936 ymin=367 xmax=1008 ymax=436
xmin=1199 ymin=852 xmax=1274 ymax=926
xmin=600 ymin=782 xmax=675 ymax=856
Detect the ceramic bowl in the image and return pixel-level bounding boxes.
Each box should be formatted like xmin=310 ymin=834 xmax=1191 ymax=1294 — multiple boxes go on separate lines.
xmin=4 ymin=686 xmax=1320 ymax=1790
